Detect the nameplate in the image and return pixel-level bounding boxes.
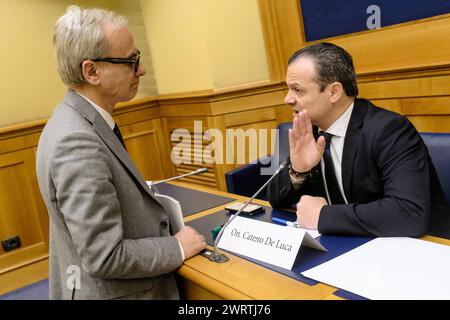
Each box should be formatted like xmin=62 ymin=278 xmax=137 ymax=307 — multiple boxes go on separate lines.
xmin=218 ymin=216 xmax=327 ymax=270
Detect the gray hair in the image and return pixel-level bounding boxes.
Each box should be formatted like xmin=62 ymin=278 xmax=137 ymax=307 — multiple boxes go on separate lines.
xmin=53 ymin=6 xmax=128 ymax=87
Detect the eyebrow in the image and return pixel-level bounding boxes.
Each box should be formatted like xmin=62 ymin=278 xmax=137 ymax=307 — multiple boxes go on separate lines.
xmin=125 ymin=50 xmax=139 ymax=59
xmin=287 ymin=82 xmax=304 ymax=90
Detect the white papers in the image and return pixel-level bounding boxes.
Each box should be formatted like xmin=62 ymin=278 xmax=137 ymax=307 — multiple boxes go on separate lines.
xmin=146 ymin=181 xmax=184 ymax=233
xmin=153 ymin=192 xmax=184 ymax=233
xmin=218 ymin=216 xmax=326 ymax=270
xmin=302 ymin=237 xmax=450 ymax=300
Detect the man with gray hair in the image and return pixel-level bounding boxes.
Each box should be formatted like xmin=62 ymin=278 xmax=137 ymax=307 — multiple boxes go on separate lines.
xmin=36 ymin=6 xmax=206 ymax=300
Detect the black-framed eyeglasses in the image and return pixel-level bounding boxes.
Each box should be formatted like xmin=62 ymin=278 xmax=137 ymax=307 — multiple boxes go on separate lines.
xmin=90 ymin=50 xmax=140 ymax=73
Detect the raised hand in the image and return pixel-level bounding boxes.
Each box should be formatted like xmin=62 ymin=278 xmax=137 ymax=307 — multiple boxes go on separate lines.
xmin=289 ymin=109 xmax=326 ymax=173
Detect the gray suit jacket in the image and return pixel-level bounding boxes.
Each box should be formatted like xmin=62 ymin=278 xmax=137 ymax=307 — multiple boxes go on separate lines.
xmin=36 ymin=90 xmax=183 ymax=299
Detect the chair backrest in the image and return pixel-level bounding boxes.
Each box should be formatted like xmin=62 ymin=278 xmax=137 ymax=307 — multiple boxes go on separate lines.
xmin=420 ymin=132 xmax=450 ymax=203
xmin=273 ymin=122 xmax=292 ymax=165
xmin=273 ymin=127 xmax=450 ymax=202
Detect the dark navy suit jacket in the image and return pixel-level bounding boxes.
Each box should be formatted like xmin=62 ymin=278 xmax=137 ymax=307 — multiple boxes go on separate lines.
xmin=267 ymin=98 xmax=450 ymax=238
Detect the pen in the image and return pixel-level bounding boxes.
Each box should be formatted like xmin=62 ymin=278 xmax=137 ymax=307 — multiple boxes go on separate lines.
xmin=271 ymin=217 xmax=300 ymax=228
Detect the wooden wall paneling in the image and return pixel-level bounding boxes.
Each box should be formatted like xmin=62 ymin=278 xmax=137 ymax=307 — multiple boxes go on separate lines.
xmin=152 ymin=117 xmax=176 ymax=179
xmin=224 ymin=107 xmax=277 ymax=127
xmin=158 ymin=97 xmax=213 ymax=118
xmin=358 ymin=73 xmax=450 ymax=100
xmin=0 ymin=256 xmax=48 ymax=295
xmin=358 ymin=69 xmax=450 ymax=133
xmin=205 ymin=115 xmax=229 ymax=191
xmin=257 ymin=0 xmax=285 ymax=82
xmin=210 ymin=86 xmax=286 ymax=115
xmin=258 ymin=0 xmax=304 ymax=82
xmin=275 ymin=103 xmax=293 ymax=124
xmin=29 ymin=147 xmax=49 ymax=250
xmin=114 ymin=99 xmax=174 ymax=180
xmin=369 ymin=97 xmax=450 ymax=116
xmin=0 ymin=148 xmax=48 ymax=272
xmin=224 ymin=107 xmax=278 ymax=170
xmin=160 ymin=117 xmax=177 ymax=178
xmin=114 ymin=98 xmax=160 ymax=126
xmin=166 ymin=116 xmax=219 ymax=189
xmin=0 ymin=121 xmax=44 ymax=155
xmin=259 ymin=1 xmax=450 ymax=78
xmin=334 ymin=15 xmax=450 ymax=75
xmin=121 ymin=120 xmax=163 ymax=181
xmin=406 ymin=116 xmax=450 ymax=133
xmin=270 ymin=86 xmax=292 ymax=124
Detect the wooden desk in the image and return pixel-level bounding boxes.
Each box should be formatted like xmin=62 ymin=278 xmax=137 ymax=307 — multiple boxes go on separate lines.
xmin=172 ymin=181 xmax=450 ymax=300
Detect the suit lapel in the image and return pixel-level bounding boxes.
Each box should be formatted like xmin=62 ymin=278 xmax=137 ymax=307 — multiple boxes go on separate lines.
xmin=92 ymin=117 xmax=155 ymax=196
xmin=342 ymin=99 xmax=366 ymax=202
xmin=63 ymin=90 xmax=156 ymax=198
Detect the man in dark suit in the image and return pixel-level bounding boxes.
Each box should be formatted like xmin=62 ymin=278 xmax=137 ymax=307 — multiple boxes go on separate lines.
xmin=267 ymin=42 xmax=450 ymax=238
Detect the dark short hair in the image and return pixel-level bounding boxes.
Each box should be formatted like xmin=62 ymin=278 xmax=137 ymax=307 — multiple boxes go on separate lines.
xmin=288 ymin=42 xmax=358 ymax=97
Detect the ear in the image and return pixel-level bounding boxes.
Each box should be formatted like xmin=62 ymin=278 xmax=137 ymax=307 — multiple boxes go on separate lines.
xmin=328 ymin=82 xmax=343 ymax=103
xmin=81 ymin=60 xmax=101 ymax=85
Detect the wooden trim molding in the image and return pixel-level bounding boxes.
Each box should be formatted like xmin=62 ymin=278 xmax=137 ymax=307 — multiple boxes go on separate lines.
xmin=257 ymin=0 xmax=304 ymax=82
xmin=358 ymin=64 xmax=450 ymax=83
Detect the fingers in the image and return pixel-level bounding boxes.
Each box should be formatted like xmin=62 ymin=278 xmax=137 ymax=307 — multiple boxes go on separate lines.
xmin=292 ymin=116 xmax=300 ymax=139
xmin=289 ymin=128 xmax=295 ymax=149
xmin=292 ymin=110 xmax=313 ymax=138
xmin=316 ymin=135 xmax=326 ymax=154
xmin=298 ymin=110 xmax=307 ymax=136
xmin=295 ymin=196 xmax=325 ymax=230
xmin=175 ymin=226 xmax=207 ymax=259
xmin=189 ymin=226 xmax=206 ymax=247
xmin=296 ymin=200 xmax=302 ymax=225
xmin=199 ymin=233 xmax=206 ymax=247
xmin=303 ymin=109 xmax=313 ymax=134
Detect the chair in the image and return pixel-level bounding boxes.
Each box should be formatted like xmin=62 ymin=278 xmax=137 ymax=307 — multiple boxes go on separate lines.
xmin=225 ymin=125 xmax=450 ymax=204
xmin=419 ymin=132 xmax=450 ymax=204
xmin=225 ymin=122 xmax=291 ymax=199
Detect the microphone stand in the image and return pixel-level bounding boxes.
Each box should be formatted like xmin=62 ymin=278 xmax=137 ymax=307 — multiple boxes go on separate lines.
xmin=149 ymin=168 xmax=208 ymax=187
xmin=205 ymin=161 xmax=287 ymax=263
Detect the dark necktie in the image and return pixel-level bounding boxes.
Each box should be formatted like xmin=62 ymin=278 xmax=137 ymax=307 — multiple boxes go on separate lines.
xmin=321 ymin=132 xmax=345 ymax=204
xmin=113 ymin=123 xmax=127 ymax=150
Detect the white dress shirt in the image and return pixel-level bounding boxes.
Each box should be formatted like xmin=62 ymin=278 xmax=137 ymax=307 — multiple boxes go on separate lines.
xmin=318 ymin=102 xmax=354 ymax=204
xmin=75 ymin=92 xmax=115 ymax=130
xmin=75 ymin=92 xmax=186 ymax=260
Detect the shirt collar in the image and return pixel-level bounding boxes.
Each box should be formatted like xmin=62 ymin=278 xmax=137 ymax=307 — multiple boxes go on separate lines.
xmin=75 ymin=92 xmax=115 ymax=130
xmin=319 ymin=101 xmax=354 ymax=138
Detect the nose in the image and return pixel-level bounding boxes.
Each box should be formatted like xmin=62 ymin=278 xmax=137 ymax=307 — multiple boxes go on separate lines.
xmin=136 ymin=63 xmax=145 ymax=76
xmin=284 ymin=92 xmax=295 ymax=106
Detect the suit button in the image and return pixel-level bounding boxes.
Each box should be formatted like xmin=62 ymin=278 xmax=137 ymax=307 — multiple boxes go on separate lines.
xmin=281 ymin=186 xmax=287 ymax=194
xmin=160 ymin=221 xmax=168 ymax=228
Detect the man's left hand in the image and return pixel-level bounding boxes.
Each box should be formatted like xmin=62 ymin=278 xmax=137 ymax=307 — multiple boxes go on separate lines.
xmin=296 ymin=195 xmax=327 ymax=230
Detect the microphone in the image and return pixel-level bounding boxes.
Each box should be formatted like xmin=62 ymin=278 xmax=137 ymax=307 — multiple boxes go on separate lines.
xmin=204 ymin=161 xmax=287 ymax=263
xmin=148 ymin=168 xmax=208 ymax=187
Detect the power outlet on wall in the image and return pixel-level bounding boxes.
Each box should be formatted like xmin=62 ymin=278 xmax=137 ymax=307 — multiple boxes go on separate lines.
xmin=2 ymin=236 xmax=21 ymax=252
